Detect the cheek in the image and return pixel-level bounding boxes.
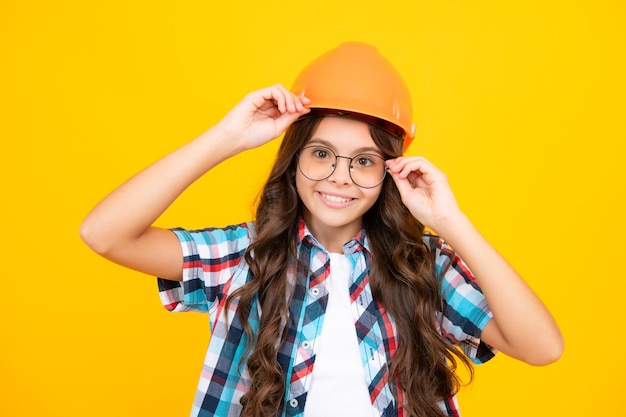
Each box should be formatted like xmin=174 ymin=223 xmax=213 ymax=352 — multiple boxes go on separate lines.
xmin=294 ymin=169 xmax=310 ymax=196
xmin=365 ymin=186 xmax=384 ymax=203
xmin=361 ymin=187 xmax=385 ymax=213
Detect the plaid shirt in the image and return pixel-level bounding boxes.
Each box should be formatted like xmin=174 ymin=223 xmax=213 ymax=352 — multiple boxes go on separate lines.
xmin=157 ymin=220 xmax=495 ymax=417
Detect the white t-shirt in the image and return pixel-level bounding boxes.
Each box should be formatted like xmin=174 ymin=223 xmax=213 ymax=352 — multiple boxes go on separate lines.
xmin=304 ymin=252 xmax=374 ymax=417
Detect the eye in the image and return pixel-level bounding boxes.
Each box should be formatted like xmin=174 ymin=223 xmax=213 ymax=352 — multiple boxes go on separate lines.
xmin=354 ymin=154 xmax=378 ymax=167
xmin=310 ymin=147 xmax=332 ymax=159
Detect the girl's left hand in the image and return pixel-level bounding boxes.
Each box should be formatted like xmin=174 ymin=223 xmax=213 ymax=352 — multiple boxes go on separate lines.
xmin=388 ymin=157 xmax=565 ymax=366
xmin=386 ymin=156 xmax=463 ymax=233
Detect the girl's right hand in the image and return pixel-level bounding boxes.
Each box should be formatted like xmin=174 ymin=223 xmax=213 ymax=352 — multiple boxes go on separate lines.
xmin=214 ymin=84 xmax=311 ymax=151
xmin=80 ymin=85 xmax=310 ymax=281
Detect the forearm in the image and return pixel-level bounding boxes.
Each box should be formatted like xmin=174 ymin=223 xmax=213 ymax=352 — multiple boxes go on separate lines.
xmin=80 ymin=126 xmax=241 ymax=253
xmin=435 ymin=213 xmax=564 ymax=365
xmin=80 ymin=85 xmax=309 ymax=280
xmin=386 ymin=156 xmax=563 ymax=364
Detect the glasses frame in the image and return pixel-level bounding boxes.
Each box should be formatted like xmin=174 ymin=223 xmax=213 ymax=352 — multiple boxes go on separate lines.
xmin=297 ymin=145 xmax=388 ymax=189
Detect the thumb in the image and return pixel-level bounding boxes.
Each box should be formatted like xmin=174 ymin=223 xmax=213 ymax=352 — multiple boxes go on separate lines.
xmin=273 ymin=109 xmax=310 ymax=135
xmin=388 ymin=169 xmax=412 ymax=198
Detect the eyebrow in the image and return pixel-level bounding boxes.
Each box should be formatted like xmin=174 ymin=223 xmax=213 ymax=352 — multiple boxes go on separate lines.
xmin=306 ymin=138 xmax=383 ymax=156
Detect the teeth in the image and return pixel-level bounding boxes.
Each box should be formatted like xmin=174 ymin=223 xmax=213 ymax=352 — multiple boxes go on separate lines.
xmin=322 ymin=193 xmax=352 ymax=203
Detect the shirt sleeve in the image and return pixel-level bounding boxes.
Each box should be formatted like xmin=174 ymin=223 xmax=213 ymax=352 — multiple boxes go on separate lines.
xmin=157 ymin=223 xmax=253 ymax=314
xmin=426 ymin=234 xmax=497 ymax=364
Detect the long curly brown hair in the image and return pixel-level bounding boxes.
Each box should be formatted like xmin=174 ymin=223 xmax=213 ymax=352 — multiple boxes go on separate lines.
xmin=226 ymin=115 xmax=473 ymax=417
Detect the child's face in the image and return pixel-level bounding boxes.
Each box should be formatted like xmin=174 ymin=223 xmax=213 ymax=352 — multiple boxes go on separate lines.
xmin=296 ymin=116 xmax=384 ymax=250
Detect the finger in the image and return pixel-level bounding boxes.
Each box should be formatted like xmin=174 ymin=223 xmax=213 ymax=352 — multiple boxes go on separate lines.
xmin=281 ymin=87 xmax=311 ymax=114
xmin=386 ymin=157 xmax=425 ymax=178
xmin=273 ymin=109 xmax=309 ymax=134
xmin=406 ymin=170 xmax=422 ymax=188
xmin=247 ymin=86 xmax=283 ymax=113
xmin=269 ymin=84 xmax=292 ymax=113
xmin=387 ymin=157 xmax=441 ymax=184
xmin=272 ymin=84 xmax=305 ymax=114
xmin=270 ymin=85 xmax=290 ymax=113
xmin=388 ymin=156 xmax=433 ymax=171
xmin=387 ymin=167 xmax=416 ymax=196
xmin=253 ymin=85 xmax=311 ymax=116
xmin=272 ymin=84 xmax=311 ymax=112
xmin=294 ymin=95 xmax=311 ymax=112
xmin=251 ymin=85 xmax=290 ymax=114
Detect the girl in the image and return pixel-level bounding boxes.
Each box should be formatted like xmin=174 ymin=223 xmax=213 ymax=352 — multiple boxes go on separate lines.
xmin=80 ymin=43 xmax=563 ymax=417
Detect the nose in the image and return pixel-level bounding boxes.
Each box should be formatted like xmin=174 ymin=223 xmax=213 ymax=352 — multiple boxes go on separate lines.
xmin=328 ymin=155 xmax=353 ymax=185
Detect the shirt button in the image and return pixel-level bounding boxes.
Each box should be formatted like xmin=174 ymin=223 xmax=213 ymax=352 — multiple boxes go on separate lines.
xmin=289 ymin=398 xmax=298 ymax=408
xmin=301 ymin=340 xmax=310 ymax=349
xmin=310 ymin=287 xmax=320 ymax=297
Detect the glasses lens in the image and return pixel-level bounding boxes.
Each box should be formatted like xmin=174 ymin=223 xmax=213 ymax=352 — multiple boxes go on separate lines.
xmin=350 ymin=153 xmax=386 ymax=188
xmin=298 ymin=146 xmax=336 ymax=181
xmin=298 ymin=146 xmax=387 ymax=188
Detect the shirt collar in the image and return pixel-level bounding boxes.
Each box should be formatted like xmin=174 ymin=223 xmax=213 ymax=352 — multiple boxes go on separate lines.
xmin=296 ymin=218 xmax=371 ymax=255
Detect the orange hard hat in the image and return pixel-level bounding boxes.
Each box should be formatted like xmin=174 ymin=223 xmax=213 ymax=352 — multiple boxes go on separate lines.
xmin=291 ymin=42 xmax=415 ymax=151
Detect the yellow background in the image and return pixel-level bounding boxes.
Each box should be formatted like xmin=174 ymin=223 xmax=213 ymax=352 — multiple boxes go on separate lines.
xmin=1 ymin=1 xmax=624 ymax=416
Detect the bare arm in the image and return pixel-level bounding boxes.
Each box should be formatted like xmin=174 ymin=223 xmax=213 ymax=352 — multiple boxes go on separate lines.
xmin=434 ymin=213 xmax=563 ymax=365
xmin=80 ymin=85 xmax=310 ymax=281
xmin=386 ymin=156 xmax=564 ymax=366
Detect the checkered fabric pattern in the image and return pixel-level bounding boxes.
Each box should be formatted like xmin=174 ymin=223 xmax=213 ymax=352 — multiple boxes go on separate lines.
xmin=157 ymin=220 xmax=495 ymax=417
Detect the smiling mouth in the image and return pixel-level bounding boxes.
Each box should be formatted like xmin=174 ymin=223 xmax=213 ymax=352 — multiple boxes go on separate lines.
xmin=320 ymin=192 xmax=354 ymax=203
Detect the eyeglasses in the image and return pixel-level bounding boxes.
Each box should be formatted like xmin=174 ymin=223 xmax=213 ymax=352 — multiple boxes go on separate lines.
xmin=297 ymin=145 xmax=387 ymax=188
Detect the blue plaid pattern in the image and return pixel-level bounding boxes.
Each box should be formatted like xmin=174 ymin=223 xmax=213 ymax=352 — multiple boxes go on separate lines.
xmin=157 ymin=220 xmax=495 ymax=417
